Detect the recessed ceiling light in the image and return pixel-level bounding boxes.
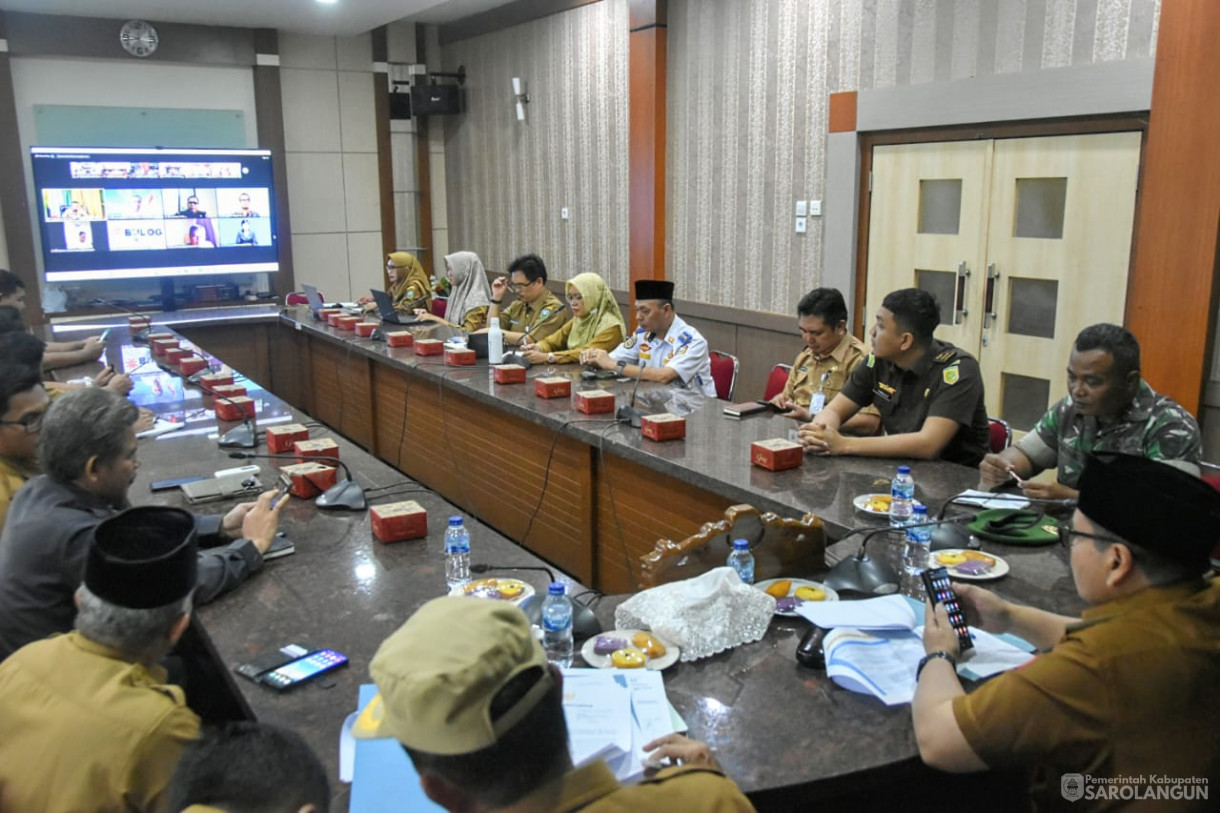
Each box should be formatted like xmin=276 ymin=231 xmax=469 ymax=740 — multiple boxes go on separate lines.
xmin=317 ymin=0 xmax=338 ymax=5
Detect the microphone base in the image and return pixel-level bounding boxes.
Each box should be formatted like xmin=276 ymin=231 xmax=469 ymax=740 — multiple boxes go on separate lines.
xmin=616 ymin=405 xmax=646 ymax=428
xmin=218 ymin=423 xmax=258 ymax=449
xmin=315 ymin=479 xmax=367 ymax=511
xmin=822 ymin=553 xmax=900 ymax=597
xmin=132 ymin=329 xmax=151 ymax=343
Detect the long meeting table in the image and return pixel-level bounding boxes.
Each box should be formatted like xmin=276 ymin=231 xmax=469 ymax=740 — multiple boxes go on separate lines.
xmin=45 ymin=309 xmax=1086 ymax=810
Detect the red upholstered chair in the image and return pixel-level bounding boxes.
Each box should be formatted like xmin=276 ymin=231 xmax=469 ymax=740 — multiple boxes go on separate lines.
xmin=708 ymin=350 xmax=739 ymax=401
xmin=763 ymin=363 xmax=792 ymax=401
xmin=285 ymin=291 xmax=313 ymax=306
xmin=431 ymin=298 xmax=448 ymax=319
xmin=988 ymin=417 xmax=1012 ymax=454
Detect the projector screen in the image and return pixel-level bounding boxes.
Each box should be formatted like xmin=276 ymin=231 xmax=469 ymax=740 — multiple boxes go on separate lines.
xmin=30 ymin=146 xmax=279 ymax=283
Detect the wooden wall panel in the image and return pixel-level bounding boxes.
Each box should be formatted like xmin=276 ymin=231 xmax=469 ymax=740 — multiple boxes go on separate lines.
xmin=178 ymin=324 xmax=271 ymax=389
xmin=267 ymin=324 xmax=313 ymax=413
xmin=595 ymin=453 xmax=733 ymax=594
xmin=1127 ymin=0 xmax=1220 ymax=415
xmin=628 ymin=2 xmax=667 ymax=300
xmin=307 ymin=340 xmax=374 ymax=450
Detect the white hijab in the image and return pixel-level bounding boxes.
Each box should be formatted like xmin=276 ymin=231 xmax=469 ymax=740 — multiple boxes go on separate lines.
xmin=444 ymin=251 xmax=492 ymax=326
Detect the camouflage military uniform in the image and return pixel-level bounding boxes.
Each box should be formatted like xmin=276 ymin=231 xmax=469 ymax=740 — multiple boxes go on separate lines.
xmin=1014 ymin=380 xmax=1201 ymax=488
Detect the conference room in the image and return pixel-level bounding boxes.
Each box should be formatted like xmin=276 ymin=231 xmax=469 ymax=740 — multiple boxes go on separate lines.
xmin=0 ymin=1 xmax=1217 ymax=811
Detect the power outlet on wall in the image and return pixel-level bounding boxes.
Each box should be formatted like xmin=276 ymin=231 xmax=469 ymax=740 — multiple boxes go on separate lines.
xmin=561 ymin=207 xmax=570 ymax=220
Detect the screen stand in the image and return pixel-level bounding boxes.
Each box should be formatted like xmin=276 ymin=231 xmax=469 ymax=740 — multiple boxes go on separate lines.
xmin=161 ymin=278 xmax=178 ymax=311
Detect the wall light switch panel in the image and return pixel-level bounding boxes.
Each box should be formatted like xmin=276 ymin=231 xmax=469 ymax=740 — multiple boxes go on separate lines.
xmin=795 ymin=200 xmax=808 ymax=217
xmin=809 ymin=199 xmax=822 ymax=217
xmin=795 ymin=217 xmax=807 ymax=234
xmin=561 ymin=207 xmax=570 ymax=220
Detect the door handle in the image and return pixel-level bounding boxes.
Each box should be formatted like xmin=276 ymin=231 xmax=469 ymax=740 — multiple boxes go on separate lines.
xmin=983 ymin=263 xmax=1000 ymax=330
xmin=954 ymin=262 xmax=970 ymax=325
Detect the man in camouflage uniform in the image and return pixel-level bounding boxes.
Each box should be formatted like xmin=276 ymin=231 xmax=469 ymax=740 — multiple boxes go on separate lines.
xmin=980 ymin=323 xmax=1201 ymax=499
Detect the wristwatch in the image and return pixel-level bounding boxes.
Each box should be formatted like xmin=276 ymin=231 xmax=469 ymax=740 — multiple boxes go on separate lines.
xmin=616 ymin=360 xmax=628 ymax=376
xmin=547 ymin=352 xmax=556 ymax=364
xmin=916 ymin=650 xmax=957 ymax=680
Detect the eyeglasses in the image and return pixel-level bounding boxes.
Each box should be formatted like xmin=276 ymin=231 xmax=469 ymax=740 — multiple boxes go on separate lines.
xmin=1058 ymin=525 xmax=1125 ymax=549
xmin=0 ymin=411 xmax=45 ymax=434
xmin=509 ymin=280 xmax=535 ymax=293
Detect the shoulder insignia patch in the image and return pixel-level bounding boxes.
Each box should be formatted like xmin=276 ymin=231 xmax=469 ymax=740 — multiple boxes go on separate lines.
xmin=866 ymin=353 xmax=876 ymax=368
xmin=623 ymin=336 xmax=636 ymax=349
xmin=679 ymin=331 xmax=692 ymax=345
xmin=942 ymin=367 xmax=960 ymax=385
xmin=934 ymin=350 xmax=955 ymax=362
xmin=540 ymin=308 xmax=552 ymax=320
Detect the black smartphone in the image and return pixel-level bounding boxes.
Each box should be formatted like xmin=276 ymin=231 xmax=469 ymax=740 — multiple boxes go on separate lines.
xmin=754 ymin=399 xmax=786 ymax=413
xmin=922 ymin=567 xmax=973 ymax=652
xmin=150 ymin=475 xmax=208 ymax=492
xmin=258 ymin=649 xmax=348 ymax=691
xmin=271 ymin=473 xmax=292 ymax=507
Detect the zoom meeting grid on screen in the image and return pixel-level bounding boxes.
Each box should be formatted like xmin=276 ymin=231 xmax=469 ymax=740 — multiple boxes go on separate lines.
xmin=30 ymin=147 xmax=279 ymax=282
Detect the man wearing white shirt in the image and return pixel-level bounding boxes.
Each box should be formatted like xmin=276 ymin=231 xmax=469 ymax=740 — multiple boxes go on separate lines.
xmin=581 ymin=280 xmax=717 ymax=398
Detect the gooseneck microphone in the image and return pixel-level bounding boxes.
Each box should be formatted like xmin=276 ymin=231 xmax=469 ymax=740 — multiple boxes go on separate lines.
xmin=228 ymin=451 xmax=366 ymax=511
xmin=92 ymin=298 xmax=152 ymax=342
xmin=615 ymin=364 xmax=648 ymax=428
xmin=822 ymin=515 xmax=973 ymax=596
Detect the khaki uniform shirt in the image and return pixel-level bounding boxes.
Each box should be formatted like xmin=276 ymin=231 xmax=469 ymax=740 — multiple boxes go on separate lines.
xmin=0 ymin=456 xmax=33 ymax=533
xmin=838 ymin=339 xmax=990 ymax=466
xmin=0 ymin=631 xmax=201 ymax=813
xmin=1015 ymin=380 xmax=1201 ymax=488
xmin=953 ymin=579 xmax=1220 ymax=811
xmin=781 ymin=334 xmax=879 ymax=418
xmin=457 ymin=305 xmax=489 ymax=333
xmin=525 ymin=759 xmax=756 ymax=812
xmin=496 ymin=291 xmax=566 ymax=344
xmin=536 ymin=319 xmax=625 ymax=363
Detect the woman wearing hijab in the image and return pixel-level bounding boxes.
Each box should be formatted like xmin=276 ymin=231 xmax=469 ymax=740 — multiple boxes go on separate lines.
xmin=414 ymin=251 xmax=490 ymax=332
xmin=365 ymin=252 xmax=431 ymax=315
xmin=521 ymin=272 xmax=626 ymax=364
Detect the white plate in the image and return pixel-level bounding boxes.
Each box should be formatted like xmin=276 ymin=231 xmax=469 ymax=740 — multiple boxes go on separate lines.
xmin=754 ymin=578 xmax=839 ymax=616
xmin=930 ymin=549 xmax=1010 ymax=581
xmin=581 ymin=629 xmax=680 ymax=671
xmin=448 ymin=578 xmax=535 ymax=605
xmin=853 ymin=493 xmax=924 ymax=517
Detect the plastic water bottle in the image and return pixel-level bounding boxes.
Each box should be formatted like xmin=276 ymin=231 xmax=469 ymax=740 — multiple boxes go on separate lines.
xmin=808 ymin=372 xmax=829 ymax=415
xmin=541 ymin=583 xmax=574 ymax=667
xmin=487 ymin=317 xmax=504 ymax=364
xmin=902 ymin=504 xmax=932 ymax=599
xmin=889 ymin=465 xmax=915 ymax=528
xmin=727 ymin=538 xmax=755 ymax=585
xmin=444 ymin=516 xmax=471 ymax=589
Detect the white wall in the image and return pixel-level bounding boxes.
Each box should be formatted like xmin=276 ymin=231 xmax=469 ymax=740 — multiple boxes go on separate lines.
xmin=278 ymin=32 xmax=383 ymax=301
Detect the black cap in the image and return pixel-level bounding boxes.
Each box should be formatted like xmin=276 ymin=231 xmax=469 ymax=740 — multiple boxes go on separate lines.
xmin=85 ymin=506 xmax=198 ymax=609
xmin=1077 ymin=453 xmax=1220 ymax=571
xmin=634 ymin=280 xmax=675 ymax=301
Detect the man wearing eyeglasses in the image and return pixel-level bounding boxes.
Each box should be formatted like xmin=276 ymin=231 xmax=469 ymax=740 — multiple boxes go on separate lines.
xmin=484 ymin=254 xmax=566 ymax=346
xmin=0 ymin=362 xmax=47 ymax=532
xmin=913 ymin=453 xmax=1220 ymax=808
xmin=179 ymin=195 xmax=208 ymax=219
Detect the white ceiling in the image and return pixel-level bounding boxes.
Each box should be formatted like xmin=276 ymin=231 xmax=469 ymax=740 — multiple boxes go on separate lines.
xmin=0 ymin=0 xmax=516 ymax=37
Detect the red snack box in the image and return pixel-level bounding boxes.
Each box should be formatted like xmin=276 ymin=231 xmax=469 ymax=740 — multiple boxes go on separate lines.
xmin=151 ymin=339 xmax=180 ymax=357
xmin=294 ymin=438 xmax=339 ymax=463
xmin=266 ymin=423 xmax=310 ymax=454
xmin=641 ymin=413 xmax=687 ymax=441
xmin=750 ymin=438 xmax=805 ymax=472
xmin=575 ymin=389 xmax=616 ymax=415
xmin=326 ymin=312 xmax=346 ymax=327
xmin=534 ymin=377 xmax=571 ymax=399
xmin=278 ymin=463 xmax=336 ymax=499
xmin=444 ymin=347 xmax=477 ymax=366
xmin=355 ymin=321 xmax=380 ymax=338
xmin=146 ymin=332 xmax=175 ymax=343
xmin=198 ymin=371 xmax=234 ymax=389
xmin=179 ymin=355 xmax=208 ymax=376
xmin=128 ymin=315 xmax=152 ymax=331
xmin=164 ymin=347 xmax=191 ymax=365
xmin=386 ymin=331 xmax=414 ymax=348
xmin=415 ymin=338 xmax=444 ymax=356
xmin=492 ymin=364 xmax=527 ymax=384
xmin=215 ymin=396 xmax=255 ymax=421
xmin=335 ymin=315 xmax=360 ymax=331
xmin=210 ymin=384 xmax=248 ymax=400
xmin=370 ymin=500 xmax=428 ymax=543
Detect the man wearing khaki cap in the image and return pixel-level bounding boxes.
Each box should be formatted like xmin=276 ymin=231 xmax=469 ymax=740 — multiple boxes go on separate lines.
xmin=0 ymin=505 xmax=202 ymax=812
xmin=913 ymin=453 xmax=1220 ymax=809
xmin=370 ymin=597 xmax=756 ymax=811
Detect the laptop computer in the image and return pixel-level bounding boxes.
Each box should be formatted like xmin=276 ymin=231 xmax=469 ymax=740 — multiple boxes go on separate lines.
xmin=301 ymin=284 xmax=326 ymax=319
xmin=370 ymin=289 xmax=428 ymax=326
